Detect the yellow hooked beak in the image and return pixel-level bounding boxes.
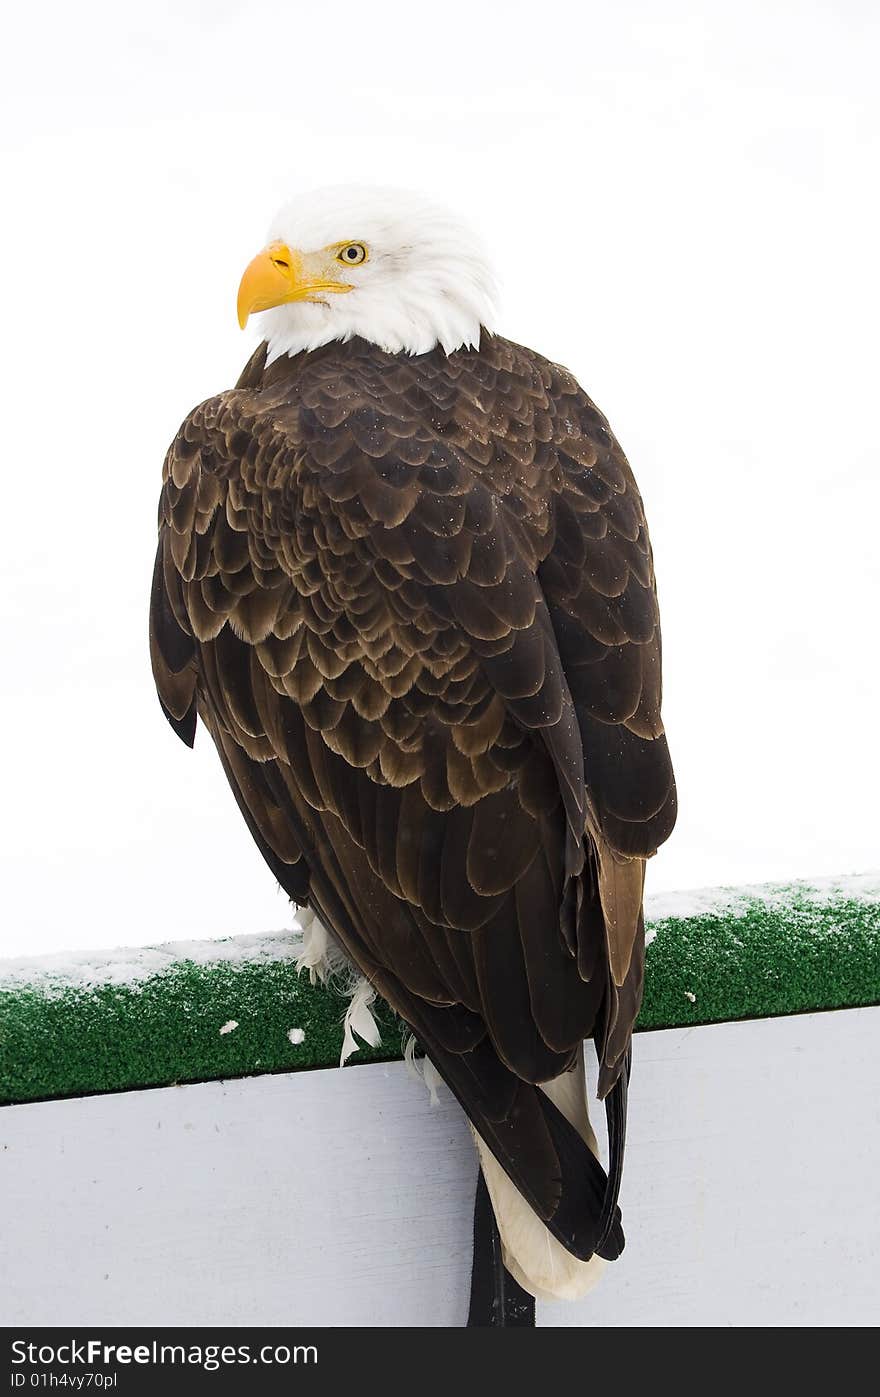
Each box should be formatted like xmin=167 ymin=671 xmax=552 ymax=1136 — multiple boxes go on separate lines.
xmin=237 ymin=241 xmax=354 ymax=328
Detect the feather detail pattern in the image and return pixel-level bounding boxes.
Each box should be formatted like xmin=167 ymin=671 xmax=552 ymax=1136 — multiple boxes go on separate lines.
xmin=150 ymin=331 xmax=676 ymax=1282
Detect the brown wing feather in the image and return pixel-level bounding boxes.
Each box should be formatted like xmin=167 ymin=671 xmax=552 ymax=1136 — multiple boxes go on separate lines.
xmin=149 ymin=331 xmax=675 ymax=1256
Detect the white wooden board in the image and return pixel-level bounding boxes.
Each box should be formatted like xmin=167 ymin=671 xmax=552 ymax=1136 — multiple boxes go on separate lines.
xmin=1 ymin=1008 xmax=878 ymax=1327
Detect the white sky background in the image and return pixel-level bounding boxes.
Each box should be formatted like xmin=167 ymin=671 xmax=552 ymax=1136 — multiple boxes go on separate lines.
xmin=0 ymin=0 xmax=877 ymax=957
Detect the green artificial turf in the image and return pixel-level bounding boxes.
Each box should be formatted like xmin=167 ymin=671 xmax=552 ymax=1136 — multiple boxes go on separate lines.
xmin=1 ymin=876 xmax=878 ymax=1106
xmin=639 ymin=882 xmax=880 ymax=1029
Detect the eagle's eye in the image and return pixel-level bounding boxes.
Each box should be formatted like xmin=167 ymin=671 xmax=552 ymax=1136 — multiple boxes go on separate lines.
xmin=336 ymin=243 xmax=367 ymax=266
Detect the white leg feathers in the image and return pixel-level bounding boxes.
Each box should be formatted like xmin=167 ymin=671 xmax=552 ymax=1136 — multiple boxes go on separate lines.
xmin=403 ymin=1033 xmax=444 ymax=1106
xmin=293 ymin=908 xmax=381 ymax=1066
xmin=293 ymin=907 xmax=343 ymax=984
xmin=471 ymin=1049 xmax=607 ymax=1303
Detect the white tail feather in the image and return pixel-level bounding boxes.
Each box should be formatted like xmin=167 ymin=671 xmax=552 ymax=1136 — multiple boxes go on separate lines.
xmin=472 ymin=1049 xmax=606 ymax=1302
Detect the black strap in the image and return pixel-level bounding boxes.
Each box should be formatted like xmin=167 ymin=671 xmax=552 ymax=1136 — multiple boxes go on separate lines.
xmin=596 ymin=1046 xmax=630 ymax=1258
xmin=467 ymin=1170 xmax=536 ymax=1327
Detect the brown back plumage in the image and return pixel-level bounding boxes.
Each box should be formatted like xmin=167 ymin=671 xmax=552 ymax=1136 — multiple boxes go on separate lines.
xmin=149 ymin=332 xmax=676 ymax=1260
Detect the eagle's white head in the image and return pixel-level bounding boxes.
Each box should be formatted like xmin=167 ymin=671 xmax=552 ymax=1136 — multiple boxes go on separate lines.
xmin=237 ymin=186 xmax=498 ymax=363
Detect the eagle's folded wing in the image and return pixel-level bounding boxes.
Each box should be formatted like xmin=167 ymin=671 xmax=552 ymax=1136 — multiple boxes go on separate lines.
xmin=148 ymin=336 xmax=675 ymax=1254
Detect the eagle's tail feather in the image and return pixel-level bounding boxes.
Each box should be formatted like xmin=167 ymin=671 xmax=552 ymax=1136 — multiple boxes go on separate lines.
xmin=470 ymin=1048 xmax=615 ymax=1302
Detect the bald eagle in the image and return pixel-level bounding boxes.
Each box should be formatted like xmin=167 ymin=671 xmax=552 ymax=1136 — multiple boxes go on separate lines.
xmin=149 ymin=187 xmax=676 ymax=1323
